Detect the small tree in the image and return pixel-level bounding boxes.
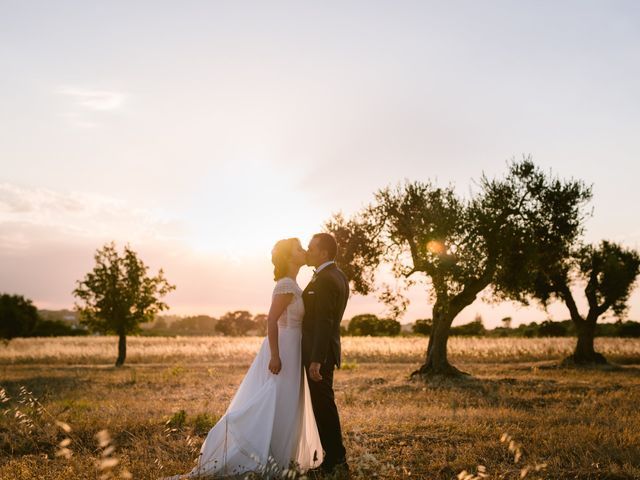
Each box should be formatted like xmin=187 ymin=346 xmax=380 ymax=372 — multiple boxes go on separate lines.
xmin=0 ymin=294 xmax=39 ymax=339
xmin=378 ymin=318 xmax=402 ymax=336
xmin=252 ymin=314 xmax=268 ymax=336
xmin=73 ymin=242 xmax=175 ymax=366
xmin=347 ymin=314 xmax=400 ymax=336
xmin=619 ymin=321 xmax=640 ymax=337
xmin=501 ymin=316 xmax=512 ymax=329
xmin=170 ymin=315 xmax=217 ymax=335
xmin=537 ymin=320 xmax=569 ymax=337
xmin=412 ymin=319 xmax=432 ymax=336
xmin=215 ymin=310 xmax=255 ymax=336
xmin=347 ymin=314 xmax=380 ymax=336
xmin=31 ymin=319 xmax=84 ymax=337
xmin=528 ymin=241 xmax=640 ymax=364
xmin=450 ymin=318 xmax=486 ymax=336
xmin=153 ymin=317 xmax=168 ymax=330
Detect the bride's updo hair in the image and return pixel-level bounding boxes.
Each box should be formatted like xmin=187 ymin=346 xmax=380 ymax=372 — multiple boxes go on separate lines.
xmin=271 ymin=238 xmax=300 ymax=281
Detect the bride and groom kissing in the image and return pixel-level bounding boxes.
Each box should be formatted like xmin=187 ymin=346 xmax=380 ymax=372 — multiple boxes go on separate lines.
xmin=167 ymin=233 xmax=350 ymax=479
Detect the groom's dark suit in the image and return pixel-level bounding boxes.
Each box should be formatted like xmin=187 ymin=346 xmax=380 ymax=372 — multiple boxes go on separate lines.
xmin=302 ymin=262 xmax=349 ymax=470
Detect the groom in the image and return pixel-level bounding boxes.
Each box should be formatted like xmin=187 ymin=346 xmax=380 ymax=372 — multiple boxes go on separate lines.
xmin=302 ymin=233 xmax=350 ymax=477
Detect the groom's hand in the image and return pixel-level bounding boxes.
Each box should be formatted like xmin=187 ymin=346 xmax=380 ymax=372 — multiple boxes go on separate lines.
xmin=309 ymin=362 xmax=323 ymax=382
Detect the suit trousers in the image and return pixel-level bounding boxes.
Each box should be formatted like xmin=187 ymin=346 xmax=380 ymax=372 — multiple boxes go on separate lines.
xmin=306 ymin=362 xmax=347 ymax=467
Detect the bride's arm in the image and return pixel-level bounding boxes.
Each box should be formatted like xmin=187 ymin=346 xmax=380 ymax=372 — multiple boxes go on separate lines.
xmin=267 ymin=293 xmax=293 ymax=374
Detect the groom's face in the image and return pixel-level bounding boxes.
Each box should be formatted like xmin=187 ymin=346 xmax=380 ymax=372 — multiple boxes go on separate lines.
xmin=306 ymin=237 xmax=326 ymax=268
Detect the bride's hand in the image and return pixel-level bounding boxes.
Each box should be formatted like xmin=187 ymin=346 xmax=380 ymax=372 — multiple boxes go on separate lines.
xmin=269 ymin=356 xmax=282 ymax=375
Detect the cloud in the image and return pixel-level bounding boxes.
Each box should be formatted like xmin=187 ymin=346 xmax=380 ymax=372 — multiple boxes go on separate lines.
xmin=0 ymin=184 xmax=33 ymax=213
xmin=57 ymin=87 xmax=126 ymax=111
xmin=0 ymin=182 xmax=184 ymax=252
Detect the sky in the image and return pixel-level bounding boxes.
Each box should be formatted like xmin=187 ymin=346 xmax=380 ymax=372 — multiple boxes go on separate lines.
xmin=1 ymin=1 xmax=639 ymax=327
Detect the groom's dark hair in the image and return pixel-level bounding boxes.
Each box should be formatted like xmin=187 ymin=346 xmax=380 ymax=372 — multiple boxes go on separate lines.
xmin=312 ymin=233 xmax=338 ymax=261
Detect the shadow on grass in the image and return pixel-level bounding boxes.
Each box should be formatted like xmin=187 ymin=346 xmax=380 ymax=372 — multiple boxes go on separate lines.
xmin=394 ymin=365 xmax=640 ymax=412
xmin=0 ymin=376 xmax=92 ymax=401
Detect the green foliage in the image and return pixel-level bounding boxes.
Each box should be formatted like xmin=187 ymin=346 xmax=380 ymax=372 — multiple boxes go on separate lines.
xmin=326 ymin=158 xmax=592 ymax=373
xmin=618 ymin=321 xmax=640 ymax=337
xmin=482 ymin=319 xmax=640 ymax=338
xmin=142 ymin=312 xmax=267 ymax=336
xmin=252 ymin=314 xmax=268 ymax=336
xmin=412 ymin=318 xmax=432 ymax=335
xmin=327 ymin=158 xmax=592 ymax=312
xmin=30 ymin=319 xmax=87 ymax=337
xmin=162 ymin=364 xmax=185 ymax=381
xmin=164 ymin=315 xmax=217 ymax=335
xmin=347 ymin=314 xmax=401 ymax=336
xmin=38 ymin=309 xmax=79 ymax=323
xmin=379 ymin=318 xmax=401 ymax=336
xmin=347 ymin=314 xmax=378 ymax=335
xmin=0 ymin=301 xmax=88 ymax=339
xmin=164 ymin=409 xmax=218 ymax=435
xmin=578 ymin=241 xmax=640 ymax=318
xmin=73 ymin=242 xmax=175 ymax=336
xmin=340 ymin=360 xmax=359 ymax=370
xmin=214 ymin=310 xmax=256 ymax=336
xmin=410 ymin=317 xmax=486 ymax=337
xmin=0 ymin=294 xmax=39 ymax=339
xmin=166 ymin=409 xmax=187 ymax=428
xmin=537 ymin=320 xmax=569 ymax=337
xmin=450 ymin=319 xmax=486 ymax=336
xmin=192 ymin=413 xmax=218 ymax=435
xmin=529 ymin=240 xmax=640 ymax=320
xmin=326 ymin=212 xmax=385 ymax=295
xmin=524 ymin=238 xmax=640 ymax=361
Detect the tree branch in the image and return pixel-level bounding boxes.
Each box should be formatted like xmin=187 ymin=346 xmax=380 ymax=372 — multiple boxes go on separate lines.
xmin=584 ymin=268 xmax=599 ymax=311
xmin=555 ymin=279 xmax=583 ymax=323
xmin=449 ymin=260 xmax=496 ymax=317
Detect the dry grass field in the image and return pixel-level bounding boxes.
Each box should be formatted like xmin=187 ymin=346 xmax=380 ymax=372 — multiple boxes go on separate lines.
xmin=1 ymin=336 xmax=639 ymax=479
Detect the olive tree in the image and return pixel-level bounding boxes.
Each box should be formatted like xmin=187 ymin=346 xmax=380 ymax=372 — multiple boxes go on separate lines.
xmin=528 ymin=240 xmax=640 ymax=364
xmin=327 ymin=159 xmax=591 ymax=378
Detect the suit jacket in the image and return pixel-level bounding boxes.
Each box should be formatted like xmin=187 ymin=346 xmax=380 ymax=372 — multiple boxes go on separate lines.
xmin=302 ymin=263 xmax=349 ymax=368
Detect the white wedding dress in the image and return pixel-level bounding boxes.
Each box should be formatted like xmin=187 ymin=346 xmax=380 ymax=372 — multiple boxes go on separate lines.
xmin=166 ymin=277 xmax=323 ymax=479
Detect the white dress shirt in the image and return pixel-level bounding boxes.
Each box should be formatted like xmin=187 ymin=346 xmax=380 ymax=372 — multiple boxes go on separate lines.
xmin=315 ymin=260 xmax=335 ymax=275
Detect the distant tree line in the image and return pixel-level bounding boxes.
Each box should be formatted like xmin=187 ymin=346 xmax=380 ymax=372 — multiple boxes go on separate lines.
xmin=346 ymin=314 xmax=640 ymax=338
xmin=4 ymin=295 xmax=639 ymax=342
xmin=343 ymin=314 xmax=401 ymax=336
xmin=410 ymin=316 xmax=640 ymax=338
xmin=143 ymin=311 xmax=268 ymax=337
xmin=0 ymin=300 xmax=271 ymax=340
xmin=0 ymin=294 xmax=87 ymax=339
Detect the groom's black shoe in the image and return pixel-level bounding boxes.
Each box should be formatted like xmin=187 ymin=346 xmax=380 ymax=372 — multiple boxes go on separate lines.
xmin=321 ymin=459 xmax=350 ymax=479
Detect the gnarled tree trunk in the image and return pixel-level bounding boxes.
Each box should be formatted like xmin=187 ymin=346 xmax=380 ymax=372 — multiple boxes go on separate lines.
xmin=411 ymin=303 xmax=469 ymax=378
xmin=557 ymin=282 xmax=608 ymax=366
xmin=115 ymin=333 xmax=127 ymax=367
xmin=565 ymin=317 xmax=607 ymax=365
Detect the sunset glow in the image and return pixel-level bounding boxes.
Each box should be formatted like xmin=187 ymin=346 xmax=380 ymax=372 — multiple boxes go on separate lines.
xmin=426 ymin=240 xmax=446 ymax=256
xmin=2 ymin=1 xmax=639 ymax=326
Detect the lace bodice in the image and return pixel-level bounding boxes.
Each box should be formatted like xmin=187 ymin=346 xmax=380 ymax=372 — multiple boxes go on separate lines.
xmin=272 ymin=277 xmax=304 ymax=329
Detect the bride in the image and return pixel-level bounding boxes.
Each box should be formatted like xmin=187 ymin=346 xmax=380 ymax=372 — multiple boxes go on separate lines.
xmin=165 ymin=238 xmax=323 ymax=478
